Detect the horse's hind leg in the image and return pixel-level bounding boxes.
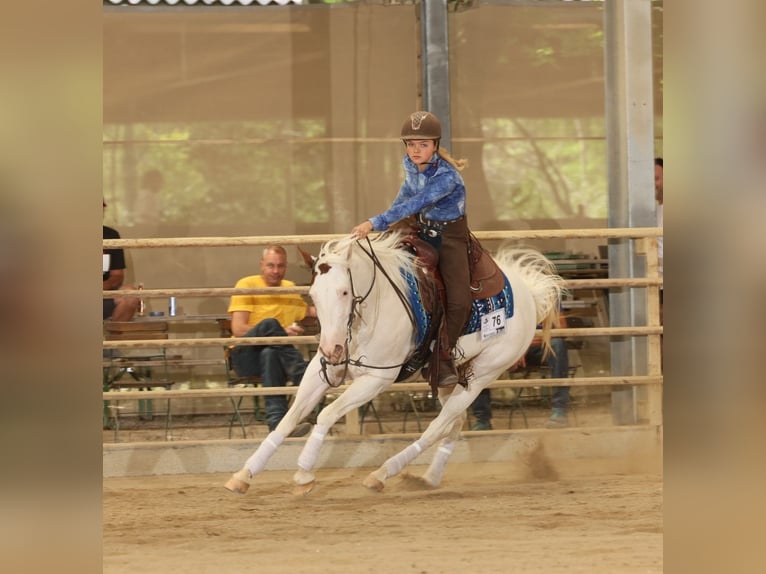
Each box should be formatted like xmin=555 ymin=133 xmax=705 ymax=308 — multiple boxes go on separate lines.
xmin=419 ymin=438 xmax=457 ymax=488
xmin=420 ymin=352 xmax=527 ymax=489
xmin=420 ymin=387 xmax=467 ymax=487
xmin=363 ymin=384 xmax=472 ymax=492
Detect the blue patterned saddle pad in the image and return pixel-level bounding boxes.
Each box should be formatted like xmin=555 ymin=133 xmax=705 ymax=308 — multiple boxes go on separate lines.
xmin=402 ymin=269 xmax=431 ymax=346
xmin=462 ymin=274 xmax=514 ymax=336
xmin=402 ymin=270 xmax=514 ymax=342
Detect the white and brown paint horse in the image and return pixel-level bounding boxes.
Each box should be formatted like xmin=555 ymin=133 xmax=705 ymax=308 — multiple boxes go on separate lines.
xmin=225 ymin=232 xmax=564 ymax=495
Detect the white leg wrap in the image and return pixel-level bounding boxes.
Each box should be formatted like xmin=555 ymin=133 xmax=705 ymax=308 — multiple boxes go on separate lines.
xmin=384 ymin=439 xmax=425 ymax=478
xmin=296 ymin=428 xmax=327 ymax=472
xmin=244 ymin=433 xmax=284 ymax=476
xmin=422 ymin=440 xmax=456 ymax=487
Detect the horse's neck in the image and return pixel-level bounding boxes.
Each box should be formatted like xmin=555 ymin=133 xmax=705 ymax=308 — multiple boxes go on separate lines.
xmin=351 ymin=274 xmax=414 ymax=358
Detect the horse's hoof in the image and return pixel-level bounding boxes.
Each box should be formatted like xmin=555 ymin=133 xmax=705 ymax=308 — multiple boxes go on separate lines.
xmin=420 ymin=475 xmax=439 ymax=488
xmin=362 ymin=474 xmax=385 ymax=492
xmin=224 ymin=468 xmax=251 ymax=495
xmin=292 ymin=481 xmax=315 ymax=496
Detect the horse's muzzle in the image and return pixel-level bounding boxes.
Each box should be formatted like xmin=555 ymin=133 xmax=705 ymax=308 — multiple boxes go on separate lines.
xmin=320 ymin=344 xmax=346 ymax=365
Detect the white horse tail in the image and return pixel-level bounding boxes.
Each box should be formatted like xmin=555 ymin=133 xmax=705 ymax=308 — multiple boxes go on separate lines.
xmin=495 ymin=248 xmax=567 ymax=358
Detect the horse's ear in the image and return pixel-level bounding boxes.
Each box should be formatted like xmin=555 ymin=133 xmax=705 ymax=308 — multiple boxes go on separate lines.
xmin=297 ymin=246 xmax=317 ymax=270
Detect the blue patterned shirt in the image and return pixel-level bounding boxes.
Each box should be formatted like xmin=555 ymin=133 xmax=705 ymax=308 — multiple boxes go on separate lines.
xmin=369 ymin=154 xmax=466 ymax=231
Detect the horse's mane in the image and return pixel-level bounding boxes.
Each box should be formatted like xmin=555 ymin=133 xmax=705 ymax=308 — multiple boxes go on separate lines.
xmin=318 ymin=232 xmax=416 ymax=297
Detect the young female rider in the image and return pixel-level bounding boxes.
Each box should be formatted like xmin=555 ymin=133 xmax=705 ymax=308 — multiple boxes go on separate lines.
xmin=351 ymin=111 xmax=472 ymax=386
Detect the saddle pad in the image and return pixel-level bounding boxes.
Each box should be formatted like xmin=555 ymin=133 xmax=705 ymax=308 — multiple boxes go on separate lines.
xmin=402 ymin=268 xmax=430 ymax=347
xmin=462 ymin=274 xmax=514 ymax=336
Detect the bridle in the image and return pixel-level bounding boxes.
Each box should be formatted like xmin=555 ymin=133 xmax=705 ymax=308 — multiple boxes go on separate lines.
xmin=317 ymin=237 xmax=416 ymax=387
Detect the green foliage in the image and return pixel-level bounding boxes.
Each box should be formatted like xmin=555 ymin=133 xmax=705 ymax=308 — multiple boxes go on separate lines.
xmin=481 ymin=117 xmax=608 ymax=220
xmin=103 ymin=116 xmax=611 ymax=228
xmin=103 ymin=120 xmax=329 ymax=227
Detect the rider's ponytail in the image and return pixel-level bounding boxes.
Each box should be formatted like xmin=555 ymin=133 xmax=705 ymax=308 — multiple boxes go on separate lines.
xmin=437 ymin=147 xmax=468 ymax=172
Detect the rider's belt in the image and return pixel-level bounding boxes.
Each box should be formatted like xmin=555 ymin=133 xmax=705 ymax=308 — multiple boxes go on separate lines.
xmin=417 ymin=214 xmax=465 ymax=237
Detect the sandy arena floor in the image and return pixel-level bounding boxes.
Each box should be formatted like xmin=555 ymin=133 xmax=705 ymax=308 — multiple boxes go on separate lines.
xmin=103 ymin=461 xmax=662 ymax=574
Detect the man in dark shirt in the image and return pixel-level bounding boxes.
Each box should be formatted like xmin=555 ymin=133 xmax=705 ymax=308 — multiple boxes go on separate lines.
xmin=103 ymin=200 xmax=139 ymax=321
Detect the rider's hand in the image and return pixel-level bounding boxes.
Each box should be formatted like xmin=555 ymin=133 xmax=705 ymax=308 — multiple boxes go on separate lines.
xmin=351 ymin=220 xmax=373 ymax=239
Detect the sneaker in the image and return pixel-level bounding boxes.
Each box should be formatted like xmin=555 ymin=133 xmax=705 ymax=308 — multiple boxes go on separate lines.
xmin=288 ymin=422 xmax=312 ymax=438
xmin=471 ymin=421 xmax=493 ymax=431
xmin=544 ymin=408 xmax=569 ymax=429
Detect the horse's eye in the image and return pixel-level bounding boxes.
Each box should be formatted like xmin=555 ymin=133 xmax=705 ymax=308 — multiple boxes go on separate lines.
xmin=342 ymin=290 xmax=348 ymax=296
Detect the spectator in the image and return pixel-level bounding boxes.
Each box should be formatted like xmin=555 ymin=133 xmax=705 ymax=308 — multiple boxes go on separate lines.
xmin=103 ymin=200 xmax=139 ymax=322
xmin=655 ymin=157 xmax=664 ymax=323
xmin=228 ymin=244 xmax=315 ymax=437
xmin=471 ymin=314 xmax=571 ymax=429
xmin=655 ymin=157 xmax=663 ymax=282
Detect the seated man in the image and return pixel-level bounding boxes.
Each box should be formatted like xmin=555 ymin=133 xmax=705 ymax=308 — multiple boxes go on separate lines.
xmin=103 ymin=201 xmax=139 ymax=322
xmin=228 ymin=244 xmax=315 ymax=437
xmin=471 ymin=314 xmax=571 ymax=429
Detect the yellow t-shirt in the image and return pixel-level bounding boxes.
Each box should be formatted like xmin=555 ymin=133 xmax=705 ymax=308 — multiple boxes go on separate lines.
xmin=227 ymin=275 xmax=307 ymax=329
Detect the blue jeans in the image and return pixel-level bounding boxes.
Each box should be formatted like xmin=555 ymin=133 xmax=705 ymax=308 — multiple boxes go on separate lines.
xmin=230 ymin=318 xmax=308 ymax=431
xmin=524 ymin=338 xmax=570 ymax=410
xmin=472 ymin=387 xmax=492 ymax=425
xmin=470 ymin=338 xmax=570 ymax=421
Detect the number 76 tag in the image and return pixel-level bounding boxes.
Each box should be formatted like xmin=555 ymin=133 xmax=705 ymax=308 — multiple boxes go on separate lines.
xmin=480 ymin=308 xmax=506 ymax=341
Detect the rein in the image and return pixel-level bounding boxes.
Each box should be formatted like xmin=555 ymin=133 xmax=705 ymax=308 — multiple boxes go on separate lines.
xmin=318 ymin=237 xmax=416 ymax=387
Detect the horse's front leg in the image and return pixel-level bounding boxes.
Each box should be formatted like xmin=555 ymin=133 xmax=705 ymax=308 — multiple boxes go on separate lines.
xmin=224 ymin=360 xmax=327 ymax=495
xmin=292 ymin=373 xmax=391 ymax=495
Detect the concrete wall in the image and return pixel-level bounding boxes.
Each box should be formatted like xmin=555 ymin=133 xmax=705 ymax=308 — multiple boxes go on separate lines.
xmin=104 ymin=425 xmax=662 ymax=478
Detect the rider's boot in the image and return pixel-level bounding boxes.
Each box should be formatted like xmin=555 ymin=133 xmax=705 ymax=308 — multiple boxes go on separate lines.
xmin=437 ymin=347 xmax=459 ymax=386
xmin=437 ymin=359 xmax=459 ymax=386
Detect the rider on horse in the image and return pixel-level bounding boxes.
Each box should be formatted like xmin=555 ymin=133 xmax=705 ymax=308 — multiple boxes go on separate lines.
xmin=352 ymin=111 xmax=473 ymax=386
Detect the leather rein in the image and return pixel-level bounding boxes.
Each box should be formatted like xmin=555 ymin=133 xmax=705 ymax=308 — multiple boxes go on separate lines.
xmin=318 ymin=237 xmax=416 ymax=387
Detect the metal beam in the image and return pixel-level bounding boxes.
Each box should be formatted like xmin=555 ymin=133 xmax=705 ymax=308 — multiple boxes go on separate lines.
xmin=420 ymin=0 xmax=452 ymax=149
xmin=604 ymin=0 xmax=656 ymax=424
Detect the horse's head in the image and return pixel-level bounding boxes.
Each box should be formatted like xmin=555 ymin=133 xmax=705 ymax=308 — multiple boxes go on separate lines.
xmin=309 ymin=237 xmax=356 ymax=364
xmin=310 ymin=233 xmax=417 ymax=373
